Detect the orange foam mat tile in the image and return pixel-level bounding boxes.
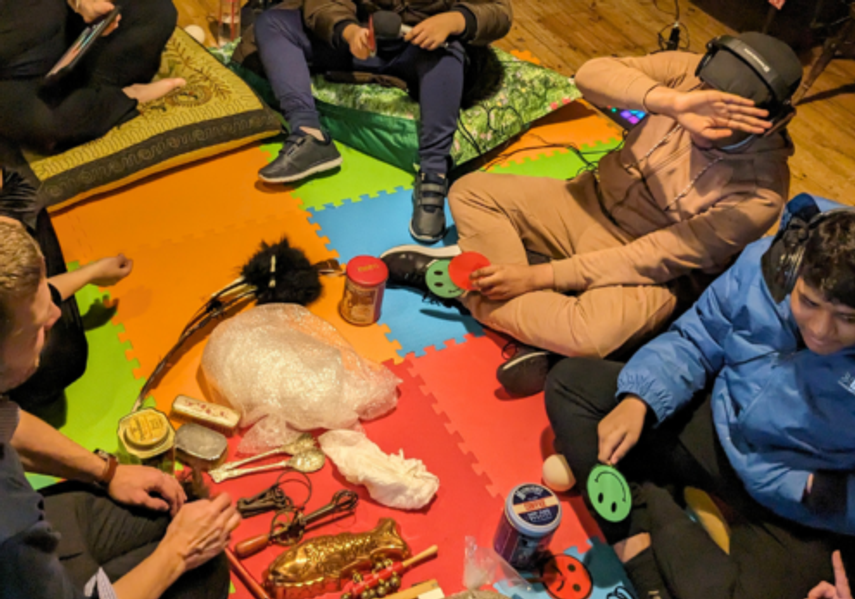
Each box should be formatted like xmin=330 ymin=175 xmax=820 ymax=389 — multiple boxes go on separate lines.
xmin=49 ymin=145 xmax=400 ymax=407
xmin=404 ymin=330 xmax=602 ymax=549
xmin=220 ymin=358 xmax=503 ymax=599
xmin=50 ymin=144 xmax=301 ymax=265
xmin=486 ymin=101 xmax=623 ymax=169
xmin=105 ymin=219 xmax=399 ymax=411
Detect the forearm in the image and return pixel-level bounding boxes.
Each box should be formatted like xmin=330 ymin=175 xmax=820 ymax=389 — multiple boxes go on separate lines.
xmin=551 ymin=193 xmax=782 ymax=292
xmin=49 ymin=266 xmax=96 ymax=301
xmin=11 ymin=410 xmax=105 ymax=482
xmin=112 ymin=544 xmax=185 ymax=599
xmin=575 ymin=52 xmax=702 ymax=111
xmin=576 ymin=57 xmax=661 ymax=111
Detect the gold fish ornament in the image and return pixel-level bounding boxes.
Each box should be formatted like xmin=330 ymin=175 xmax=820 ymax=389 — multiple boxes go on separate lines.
xmin=265 ymin=518 xmax=410 ymax=599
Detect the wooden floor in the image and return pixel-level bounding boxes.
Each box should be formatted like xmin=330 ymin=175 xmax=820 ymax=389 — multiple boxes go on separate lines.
xmin=176 ymin=0 xmax=855 ymax=204
xmin=491 ymin=0 xmax=855 ymax=205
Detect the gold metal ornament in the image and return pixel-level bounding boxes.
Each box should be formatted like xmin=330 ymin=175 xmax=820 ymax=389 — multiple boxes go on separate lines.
xmin=264 ymin=518 xmax=410 ymax=599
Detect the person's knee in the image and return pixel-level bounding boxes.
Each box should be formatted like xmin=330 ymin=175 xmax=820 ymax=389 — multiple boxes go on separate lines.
xmin=544 ymin=357 xmax=595 ymax=409
xmin=255 ymin=9 xmax=303 ymax=45
xmin=545 ymin=357 xmax=622 ymax=421
xmin=138 ymin=0 xmax=177 ymax=44
xmin=448 ymin=171 xmax=494 ymax=213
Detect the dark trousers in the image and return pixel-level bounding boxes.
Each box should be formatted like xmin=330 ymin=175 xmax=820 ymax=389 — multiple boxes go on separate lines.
xmin=254 ymin=9 xmax=465 ymax=174
xmin=544 ymin=357 xmax=855 ymax=599
xmin=42 ymin=482 xmax=229 ymax=599
xmin=8 ymin=210 xmax=88 ymax=410
xmin=0 ymin=0 xmax=176 ymax=153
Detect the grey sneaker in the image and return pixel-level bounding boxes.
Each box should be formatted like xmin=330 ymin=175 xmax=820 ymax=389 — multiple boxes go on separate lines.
xmin=258 ymin=131 xmax=342 ymax=184
xmin=410 ymin=171 xmax=448 ymax=244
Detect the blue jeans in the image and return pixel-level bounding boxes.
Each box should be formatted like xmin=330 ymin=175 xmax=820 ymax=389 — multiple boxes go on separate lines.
xmin=254 ymin=9 xmax=465 ymax=174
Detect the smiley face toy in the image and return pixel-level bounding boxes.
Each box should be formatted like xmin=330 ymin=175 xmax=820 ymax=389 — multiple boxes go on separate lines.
xmin=586 ymin=464 xmax=631 ymax=523
xmin=540 ymin=554 xmax=593 ymax=599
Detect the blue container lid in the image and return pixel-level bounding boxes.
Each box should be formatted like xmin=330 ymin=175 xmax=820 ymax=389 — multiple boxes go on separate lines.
xmin=505 ymin=483 xmax=562 ymax=538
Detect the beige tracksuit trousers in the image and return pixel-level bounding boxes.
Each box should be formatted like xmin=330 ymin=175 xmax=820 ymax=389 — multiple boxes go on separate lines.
xmin=449 ymin=171 xmax=678 ymax=358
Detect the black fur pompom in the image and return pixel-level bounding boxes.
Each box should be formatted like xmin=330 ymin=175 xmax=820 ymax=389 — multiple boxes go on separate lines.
xmin=240 ymin=237 xmax=322 ymax=306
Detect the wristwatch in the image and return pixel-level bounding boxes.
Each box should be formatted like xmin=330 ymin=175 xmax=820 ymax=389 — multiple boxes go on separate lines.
xmin=94 ymin=449 xmax=119 ymax=488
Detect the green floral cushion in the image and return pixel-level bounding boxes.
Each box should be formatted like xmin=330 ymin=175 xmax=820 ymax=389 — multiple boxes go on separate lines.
xmin=24 ymin=29 xmax=281 ymax=211
xmin=214 ymin=44 xmax=579 ymax=172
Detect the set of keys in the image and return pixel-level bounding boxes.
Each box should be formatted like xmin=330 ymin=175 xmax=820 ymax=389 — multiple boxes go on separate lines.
xmin=234 ymin=489 xmax=360 ymax=558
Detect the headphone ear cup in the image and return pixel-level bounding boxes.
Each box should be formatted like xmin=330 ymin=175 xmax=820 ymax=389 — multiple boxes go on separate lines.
xmin=781 ymin=243 xmax=806 ymax=296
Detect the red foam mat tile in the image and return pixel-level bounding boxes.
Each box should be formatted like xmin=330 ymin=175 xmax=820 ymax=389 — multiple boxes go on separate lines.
xmin=219 ymin=358 xmax=503 ymax=599
xmin=404 ymin=331 xmax=602 ymax=551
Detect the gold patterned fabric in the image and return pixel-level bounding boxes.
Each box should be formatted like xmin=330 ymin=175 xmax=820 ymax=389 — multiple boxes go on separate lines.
xmin=24 ymin=28 xmax=280 ymax=211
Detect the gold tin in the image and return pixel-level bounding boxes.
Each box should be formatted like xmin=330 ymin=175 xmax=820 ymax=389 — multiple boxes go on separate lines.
xmin=117 ymin=408 xmax=176 ymax=474
xmin=171 ymin=394 xmax=241 ymax=437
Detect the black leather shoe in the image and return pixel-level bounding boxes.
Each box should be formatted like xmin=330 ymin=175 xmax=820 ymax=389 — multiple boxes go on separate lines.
xmin=258 ymin=131 xmax=342 ymax=184
xmin=410 ymin=171 xmax=448 ymax=244
xmin=496 ymin=342 xmax=555 ymax=397
xmin=380 ymin=244 xmax=462 ymax=294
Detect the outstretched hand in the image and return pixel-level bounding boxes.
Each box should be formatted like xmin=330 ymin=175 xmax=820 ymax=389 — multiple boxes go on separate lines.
xmin=671 ymin=89 xmax=772 ymax=142
xmin=808 ymin=552 xmax=852 ymax=599
xmin=88 ymin=253 xmax=134 ymax=287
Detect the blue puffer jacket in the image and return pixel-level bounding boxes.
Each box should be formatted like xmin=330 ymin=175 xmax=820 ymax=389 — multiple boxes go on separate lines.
xmin=617 ymin=199 xmax=855 ymax=534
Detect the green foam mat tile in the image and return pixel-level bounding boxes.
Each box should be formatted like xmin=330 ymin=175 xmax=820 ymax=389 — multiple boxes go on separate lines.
xmin=27 ymin=265 xmax=142 ymax=490
xmin=261 ymin=137 xmax=414 ymax=211
xmin=486 ymin=138 xmax=623 ymax=180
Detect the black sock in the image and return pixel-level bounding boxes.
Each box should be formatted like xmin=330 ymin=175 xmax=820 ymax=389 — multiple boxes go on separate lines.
xmin=623 ymin=547 xmax=673 ymax=599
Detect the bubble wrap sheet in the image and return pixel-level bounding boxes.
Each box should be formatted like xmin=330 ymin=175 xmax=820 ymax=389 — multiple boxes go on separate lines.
xmin=201 ymin=305 xmax=400 ymax=453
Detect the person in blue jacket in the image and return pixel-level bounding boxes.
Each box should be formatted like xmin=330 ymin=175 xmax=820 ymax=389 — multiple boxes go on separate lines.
xmin=545 ymin=196 xmax=855 ymax=599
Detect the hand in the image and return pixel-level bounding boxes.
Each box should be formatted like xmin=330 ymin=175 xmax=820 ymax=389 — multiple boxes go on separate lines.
xmin=404 ymin=12 xmax=466 ymax=50
xmin=108 ymin=465 xmax=187 ymax=516
xmin=597 ymin=396 xmax=648 ymax=465
xmin=87 ymin=254 xmax=134 ymax=287
xmin=808 ymin=551 xmax=852 ymax=599
xmin=471 ymin=263 xmax=554 ymax=301
xmin=343 ymin=24 xmax=372 ymax=60
xmin=665 ymin=88 xmax=772 ymax=142
xmin=160 ymin=493 xmax=242 ymax=571
xmin=75 ymin=0 xmax=119 ymax=33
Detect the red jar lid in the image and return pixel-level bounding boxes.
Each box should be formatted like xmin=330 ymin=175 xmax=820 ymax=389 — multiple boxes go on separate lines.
xmin=346 ymin=256 xmax=389 ymax=287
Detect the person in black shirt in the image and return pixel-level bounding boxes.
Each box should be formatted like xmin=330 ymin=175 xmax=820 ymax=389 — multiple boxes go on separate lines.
xmin=0 ymin=218 xmax=238 ymax=599
xmin=1 ymin=167 xmax=131 ymax=410
xmin=0 ymin=0 xmax=184 ymax=153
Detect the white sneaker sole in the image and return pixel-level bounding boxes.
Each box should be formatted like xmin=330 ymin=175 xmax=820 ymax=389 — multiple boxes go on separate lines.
xmin=258 ymin=156 xmax=344 ymax=184
xmin=380 ymin=244 xmax=462 ymax=260
xmin=408 ymin=220 xmax=448 ymax=245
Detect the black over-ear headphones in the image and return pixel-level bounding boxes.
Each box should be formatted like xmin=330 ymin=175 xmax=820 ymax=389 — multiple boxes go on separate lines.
xmin=761 ymin=196 xmax=854 ymax=302
xmin=696 ymin=35 xmax=794 ymax=124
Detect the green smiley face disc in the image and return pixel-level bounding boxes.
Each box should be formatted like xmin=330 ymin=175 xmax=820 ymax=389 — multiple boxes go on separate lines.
xmin=587 ymin=464 xmax=631 ymax=523
xmin=425 ymin=259 xmax=464 ymax=299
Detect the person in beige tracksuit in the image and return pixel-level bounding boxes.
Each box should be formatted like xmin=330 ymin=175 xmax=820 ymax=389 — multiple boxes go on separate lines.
xmin=381 ymin=33 xmax=802 ymax=394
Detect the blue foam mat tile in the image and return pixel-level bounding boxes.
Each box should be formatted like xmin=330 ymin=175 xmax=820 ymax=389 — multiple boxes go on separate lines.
xmin=307 ymin=187 xmax=484 ymax=357
xmin=495 ymin=538 xmax=636 ymax=599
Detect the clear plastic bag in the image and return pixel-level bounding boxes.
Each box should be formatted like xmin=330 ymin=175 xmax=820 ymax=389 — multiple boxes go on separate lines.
xmin=201 ymin=304 xmax=400 ymax=453
xmin=463 ymin=536 xmax=533 ymax=592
